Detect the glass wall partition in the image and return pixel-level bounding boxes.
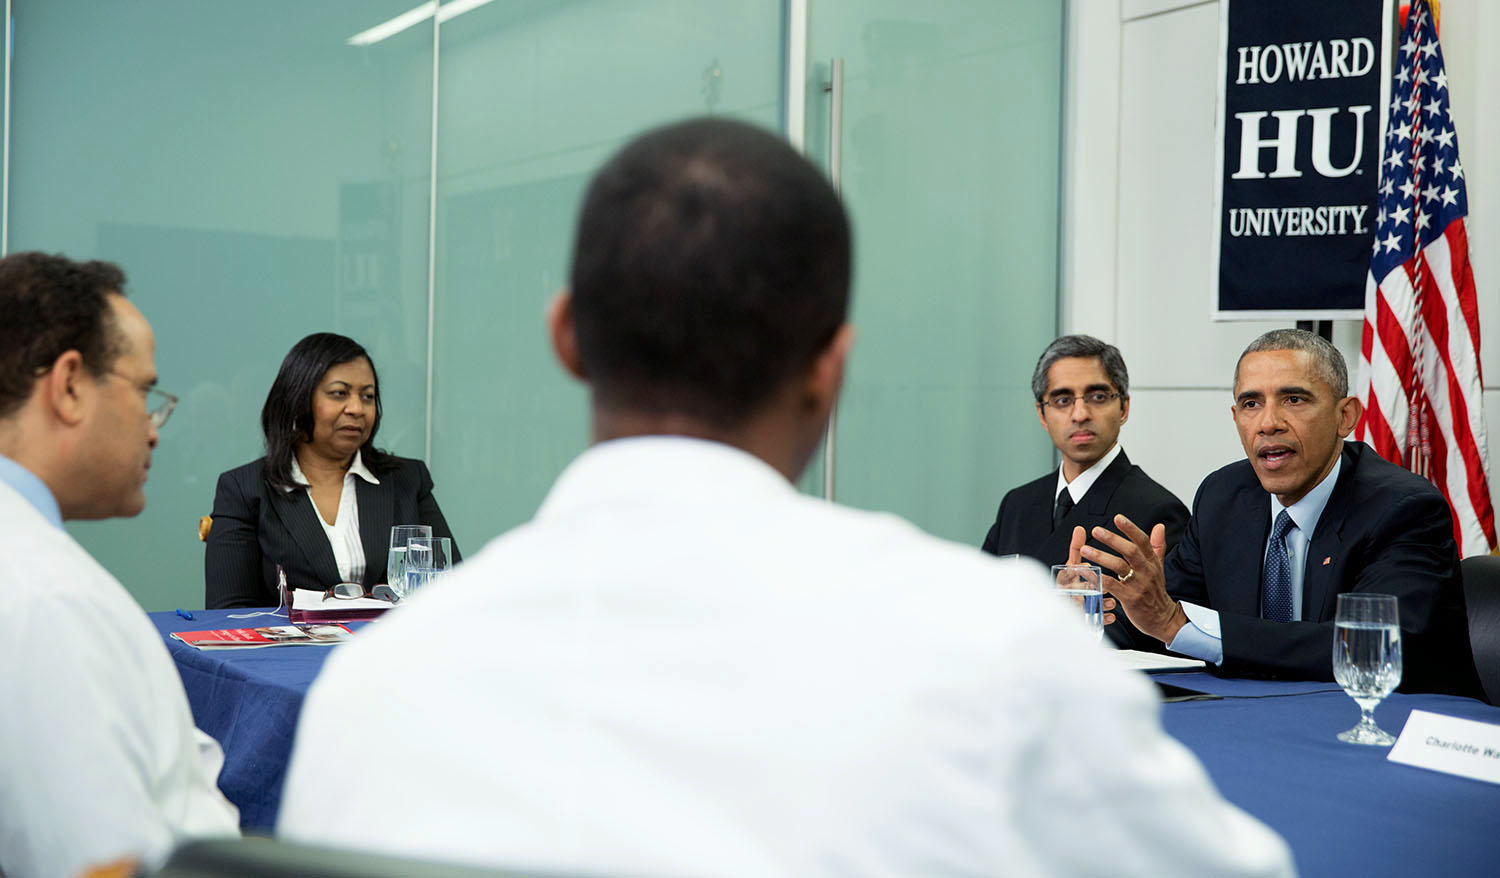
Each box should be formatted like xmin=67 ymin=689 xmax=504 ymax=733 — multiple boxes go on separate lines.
xmin=805 ymin=1 xmax=1063 ymax=542
xmin=8 ymin=1 xmax=434 ymax=610
xmin=427 ymin=1 xmax=786 ymax=553
xmin=4 ymin=0 xmax=1061 ymax=609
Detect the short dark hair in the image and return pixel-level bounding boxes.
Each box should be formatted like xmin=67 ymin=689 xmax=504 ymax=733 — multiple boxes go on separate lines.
xmin=568 ymin=117 xmax=851 ymax=427
xmin=260 ymin=333 xmax=396 ymax=491
xmin=0 ymin=252 xmax=128 ymax=419
xmin=1235 ymin=329 xmax=1349 ymax=398
xmin=1031 ymin=335 xmax=1130 ymax=407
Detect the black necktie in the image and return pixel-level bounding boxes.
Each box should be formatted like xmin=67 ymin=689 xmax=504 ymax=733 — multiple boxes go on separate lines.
xmin=1053 ymin=489 xmax=1075 ymax=530
xmin=1262 ymin=511 xmax=1296 ymax=622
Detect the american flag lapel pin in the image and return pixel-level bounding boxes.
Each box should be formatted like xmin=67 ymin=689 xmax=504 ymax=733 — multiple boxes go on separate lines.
xmin=1322 ymin=556 xmax=1332 ymax=566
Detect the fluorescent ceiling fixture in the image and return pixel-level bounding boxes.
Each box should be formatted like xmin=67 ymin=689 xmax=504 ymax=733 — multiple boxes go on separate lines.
xmin=346 ymin=0 xmax=497 ymax=46
xmin=347 ymin=2 xmax=435 ymax=46
xmin=436 ymin=0 xmax=497 ymax=22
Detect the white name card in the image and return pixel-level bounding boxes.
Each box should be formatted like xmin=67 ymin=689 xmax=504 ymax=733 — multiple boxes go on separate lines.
xmin=1387 ymin=709 xmax=1500 ymax=785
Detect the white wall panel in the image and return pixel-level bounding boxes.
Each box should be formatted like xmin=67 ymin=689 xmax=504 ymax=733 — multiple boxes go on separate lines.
xmin=1121 ymin=0 xmax=1212 ymax=23
xmin=1437 ymin=2 xmax=1500 ymax=388
xmin=1060 ymin=0 xmax=1122 ymax=338
xmin=1116 ymin=2 xmax=1281 ymax=390
xmin=1120 ymin=388 xmax=1244 ymax=509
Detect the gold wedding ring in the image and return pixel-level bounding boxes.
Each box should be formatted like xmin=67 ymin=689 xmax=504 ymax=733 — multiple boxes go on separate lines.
xmin=1119 ymin=568 xmax=1135 ymax=584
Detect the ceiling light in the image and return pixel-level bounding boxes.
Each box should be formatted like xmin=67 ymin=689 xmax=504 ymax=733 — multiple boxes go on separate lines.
xmin=347 ymin=0 xmax=497 ymax=47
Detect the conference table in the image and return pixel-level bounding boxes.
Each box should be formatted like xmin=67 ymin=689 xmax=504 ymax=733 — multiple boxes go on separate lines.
xmin=152 ymin=609 xmax=1500 ymax=874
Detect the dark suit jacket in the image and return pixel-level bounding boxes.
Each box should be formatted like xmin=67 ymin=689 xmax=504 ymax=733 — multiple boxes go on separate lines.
xmin=204 ymin=456 xmax=461 ymax=609
xmin=1153 ymin=441 xmax=1480 ymax=696
xmin=981 ymin=450 xmax=1190 ymax=648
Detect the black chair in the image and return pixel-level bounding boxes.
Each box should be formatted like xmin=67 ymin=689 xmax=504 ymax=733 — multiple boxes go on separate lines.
xmin=1461 ymin=554 xmax=1500 ymax=706
xmin=151 ymin=838 xmax=579 ymax=878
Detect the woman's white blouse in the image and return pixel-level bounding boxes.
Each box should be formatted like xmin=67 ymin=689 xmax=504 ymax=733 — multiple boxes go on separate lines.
xmin=288 ymin=450 xmax=380 ymax=584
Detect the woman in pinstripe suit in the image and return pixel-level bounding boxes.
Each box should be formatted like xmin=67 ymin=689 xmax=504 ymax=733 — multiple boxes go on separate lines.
xmin=204 ymin=333 xmax=459 ymax=609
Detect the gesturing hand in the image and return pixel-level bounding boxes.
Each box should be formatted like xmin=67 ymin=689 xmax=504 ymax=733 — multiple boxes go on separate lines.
xmin=1077 ymin=515 xmax=1186 ymax=645
xmin=1066 ymin=526 xmax=1120 ymax=626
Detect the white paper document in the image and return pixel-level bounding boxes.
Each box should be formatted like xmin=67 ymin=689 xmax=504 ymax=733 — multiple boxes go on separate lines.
xmin=1387 ymin=709 xmax=1500 ymax=785
xmin=1112 ymin=649 xmax=1206 ymax=673
xmin=292 ymin=589 xmax=391 ymax=612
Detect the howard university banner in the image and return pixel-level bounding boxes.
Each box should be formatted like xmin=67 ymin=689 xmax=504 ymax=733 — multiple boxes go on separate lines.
xmin=1211 ymin=0 xmax=1393 ymax=320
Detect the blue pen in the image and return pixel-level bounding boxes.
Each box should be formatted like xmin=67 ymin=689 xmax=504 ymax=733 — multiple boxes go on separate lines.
xmin=175 ymin=608 xmax=194 ymax=621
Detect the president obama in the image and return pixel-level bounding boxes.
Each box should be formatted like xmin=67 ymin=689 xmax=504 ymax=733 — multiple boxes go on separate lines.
xmin=1081 ymin=329 xmax=1480 ymax=696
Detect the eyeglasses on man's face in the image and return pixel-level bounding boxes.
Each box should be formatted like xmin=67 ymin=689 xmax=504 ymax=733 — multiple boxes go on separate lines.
xmin=32 ymin=362 xmax=178 ymax=429
xmin=145 ymin=387 xmax=178 ymax=429
xmin=1042 ymin=390 xmax=1122 ymax=411
xmin=110 ymin=372 xmax=178 ymax=428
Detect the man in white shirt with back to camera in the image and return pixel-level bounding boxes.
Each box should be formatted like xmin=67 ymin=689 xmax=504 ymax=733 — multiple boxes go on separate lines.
xmin=0 ymin=252 xmax=238 ymax=877
xmin=279 ymin=118 xmax=1292 ymax=877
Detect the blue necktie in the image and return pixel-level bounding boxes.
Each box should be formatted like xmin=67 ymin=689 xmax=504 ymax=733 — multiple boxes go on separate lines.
xmin=1262 ymin=510 xmax=1296 ymax=622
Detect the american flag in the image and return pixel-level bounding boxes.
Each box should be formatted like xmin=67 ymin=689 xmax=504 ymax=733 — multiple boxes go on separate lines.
xmin=1355 ymin=0 xmax=1496 ymax=556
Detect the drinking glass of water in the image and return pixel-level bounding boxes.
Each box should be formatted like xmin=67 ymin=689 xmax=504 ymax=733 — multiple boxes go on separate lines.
xmin=404 ymin=536 xmax=452 ymax=596
xmin=1051 ymin=564 xmax=1105 ymax=642
xmin=1332 ymin=593 xmax=1402 ymax=746
xmin=388 ymin=525 xmax=432 ymax=596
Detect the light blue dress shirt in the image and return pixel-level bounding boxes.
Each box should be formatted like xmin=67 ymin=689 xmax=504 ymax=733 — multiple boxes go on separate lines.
xmin=0 ymin=453 xmax=62 ymax=529
xmin=1169 ymin=456 xmax=1343 ymax=665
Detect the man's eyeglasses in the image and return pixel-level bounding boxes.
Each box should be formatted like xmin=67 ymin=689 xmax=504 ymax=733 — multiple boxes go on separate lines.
xmin=109 ymin=371 xmax=178 ymax=428
xmin=145 ymin=388 xmax=178 ymax=429
xmin=1042 ymin=390 xmax=1123 ymax=411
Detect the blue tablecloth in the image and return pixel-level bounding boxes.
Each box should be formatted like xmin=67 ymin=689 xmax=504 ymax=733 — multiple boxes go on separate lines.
xmin=1156 ymin=671 xmax=1500 ymax=876
xmin=152 ymin=608 xmax=354 ymax=832
xmin=154 ymin=611 xmax=1500 ymax=872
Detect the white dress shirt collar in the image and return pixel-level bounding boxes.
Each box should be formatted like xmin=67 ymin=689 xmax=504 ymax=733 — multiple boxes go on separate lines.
xmin=286 ymin=449 xmax=381 ymax=492
xmin=537 ymin=435 xmax=792 ymax=520
xmin=1268 ymin=452 xmax=1343 ymax=539
xmin=0 ymin=453 xmax=62 ymax=529
xmin=1055 ymin=442 xmax=1123 ymax=503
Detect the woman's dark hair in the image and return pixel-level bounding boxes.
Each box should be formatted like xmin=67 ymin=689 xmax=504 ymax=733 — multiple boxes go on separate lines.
xmin=260 ymin=333 xmax=396 ymax=491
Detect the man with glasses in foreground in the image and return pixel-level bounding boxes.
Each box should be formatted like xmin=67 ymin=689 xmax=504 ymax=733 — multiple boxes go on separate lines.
xmin=0 ymin=252 xmax=237 ymax=876
xmin=279 ymin=119 xmax=1289 ymax=875
xmin=982 ymin=334 xmax=1188 ymax=647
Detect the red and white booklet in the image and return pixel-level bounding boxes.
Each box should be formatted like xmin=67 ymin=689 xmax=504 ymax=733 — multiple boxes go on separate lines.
xmin=171 ymin=624 xmax=354 ymax=650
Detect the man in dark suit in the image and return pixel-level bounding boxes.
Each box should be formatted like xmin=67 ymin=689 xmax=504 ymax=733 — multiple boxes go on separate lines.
xmin=1083 ymin=329 xmax=1480 ymax=696
xmin=981 ymin=335 xmax=1188 ymax=647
